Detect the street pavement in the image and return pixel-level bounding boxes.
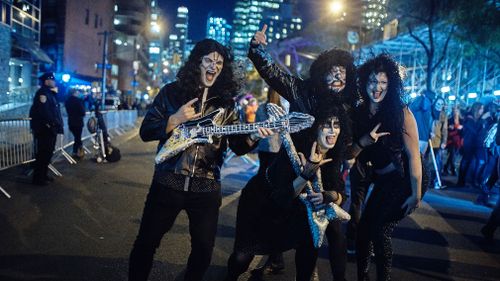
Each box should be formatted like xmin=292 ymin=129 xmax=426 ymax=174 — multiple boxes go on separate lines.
xmin=0 ymin=128 xmax=499 ymax=281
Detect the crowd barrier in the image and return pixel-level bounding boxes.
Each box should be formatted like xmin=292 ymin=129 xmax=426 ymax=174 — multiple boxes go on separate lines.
xmin=0 ymin=110 xmax=138 ymax=198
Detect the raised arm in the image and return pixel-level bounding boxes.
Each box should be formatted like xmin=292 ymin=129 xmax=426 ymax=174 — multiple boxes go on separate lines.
xmin=248 ymin=24 xmax=302 ymax=102
xmin=401 ymin=107 xmax=423 ymax=215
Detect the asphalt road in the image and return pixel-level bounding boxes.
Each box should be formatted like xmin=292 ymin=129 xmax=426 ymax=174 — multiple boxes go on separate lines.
xmin=0 ymin=128 xmax=499 ymax=281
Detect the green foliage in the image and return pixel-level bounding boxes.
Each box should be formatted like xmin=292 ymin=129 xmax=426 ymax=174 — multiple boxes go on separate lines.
xmin=447 ymin=0 xmax=500 ymax=51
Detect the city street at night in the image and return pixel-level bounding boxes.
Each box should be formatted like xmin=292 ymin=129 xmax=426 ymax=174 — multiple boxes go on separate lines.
xmin=0 ymin=0 xmax=499 ymax=280
xmin=0 ymin=127 xmax=498 ymax=281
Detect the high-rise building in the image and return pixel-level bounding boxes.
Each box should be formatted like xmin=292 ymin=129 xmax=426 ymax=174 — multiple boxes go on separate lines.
xmin=361 ymin=0 xmax=387 ymax=30
xmin=113 ymin=0 xmax=151 ymax=96
xmin=175 ymin=6 xmax=189 ymax=60
xmin=147 ymin=0 xmax=165 ymax=88
xmin=231 ymin=0 xmax=302 ymax=57
xmin=165 ymin=6 xmax=189 ymax=79
xmin=206 ymin=17 xmax=232 ymax=46
xmin=41 ymin=0 xmax=114 ymax=92
xmin=1 ymin=0 xmax=52 ymax=106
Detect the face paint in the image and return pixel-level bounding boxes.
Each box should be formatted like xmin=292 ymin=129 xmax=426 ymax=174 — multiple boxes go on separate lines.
xmin=199 ymin=51 xmax=224 ymax=87
xmin=366 ymin=72 xmax=388 ymax=103
xmin=325 ymin=65 xmax=347 ymax=94
xmin=434 ymin=99 xmax=444 ymax=112
xmin=317 ymin=116 xmax=341 ymax=151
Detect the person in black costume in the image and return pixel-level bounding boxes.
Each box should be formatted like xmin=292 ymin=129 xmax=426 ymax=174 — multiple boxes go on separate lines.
xmin=349 ymin=54 xmax=423 ymax=281
xmin=29 ymin=72 xmax=63 ymax=185
xmin=225 ymin=103 xmax=351 ymax=281
xmin=248 ymin=24 xmax=357 ymax=281
xmin=65 ymin=89 xmax=86 ymax=159
xmin=128 ymin=39 xmax=272 ymax=281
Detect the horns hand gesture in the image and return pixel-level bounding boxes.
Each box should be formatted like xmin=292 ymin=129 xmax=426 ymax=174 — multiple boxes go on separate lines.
xmin=358 ymin=123 xmax=390 ymax=148
xmin=298 ymin=141 xmax=332 ymax=181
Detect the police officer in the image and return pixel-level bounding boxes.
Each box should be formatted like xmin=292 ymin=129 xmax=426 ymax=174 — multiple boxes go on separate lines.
xmin=29 ymin=72 xmax=63 ymax=185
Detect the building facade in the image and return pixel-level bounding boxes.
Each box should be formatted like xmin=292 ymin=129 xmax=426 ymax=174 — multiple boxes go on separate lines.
xmin=361 ymin=0 xmax=387 ymax=30
xmin=231 ymin=0 xmax=302 ymax=57
xmin=41 ymin=0 xmax=115 ymax=95
xmin=206 ymin=16 xmax=232 ymax=46
xmin=113 ymin=0 xmax=151 ymax=98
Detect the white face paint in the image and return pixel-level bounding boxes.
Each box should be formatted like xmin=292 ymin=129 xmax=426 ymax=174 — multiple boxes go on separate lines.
xmin=325 ymin=65 xmax=347 ymax=94
xmin=199 ymin=51 xmax=224 ymax=88
xmin=317 ymin=117 xmax=341 ymax=151
xmin=366 ymin=72 xmax=388 ymax=103
xmin=434 ymin=99 xmax=444 ymax=112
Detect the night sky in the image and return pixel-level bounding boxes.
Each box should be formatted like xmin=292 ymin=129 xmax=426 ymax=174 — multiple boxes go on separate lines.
xmin=158 ymin=0 xmax=316 ymax=42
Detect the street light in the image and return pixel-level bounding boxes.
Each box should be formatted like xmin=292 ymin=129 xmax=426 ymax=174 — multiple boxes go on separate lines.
xmin=330 ymin=1 xmax=343 ymax=14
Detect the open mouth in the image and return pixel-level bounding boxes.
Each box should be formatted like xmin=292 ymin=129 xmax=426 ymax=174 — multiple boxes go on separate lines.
xmin=372 ymin=91 xmax=382 ymax=99
xmin=326 ymin=135 xmax=336 ymax=145
xmin=329 ymin=81 xmax=344 ymax=92
xmin=206 ymin=70 xmax=216 ymax=82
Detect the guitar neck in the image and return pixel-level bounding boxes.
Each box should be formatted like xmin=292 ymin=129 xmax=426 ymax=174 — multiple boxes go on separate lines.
xmin=202 ymin=120 xmax=286 ymax=136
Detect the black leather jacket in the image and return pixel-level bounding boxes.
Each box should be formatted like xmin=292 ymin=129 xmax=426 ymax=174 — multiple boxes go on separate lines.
xmin=248 ymin=44 xmax=346 ymax=204
xmin=140 ymin=82 xmax=256 ymax=181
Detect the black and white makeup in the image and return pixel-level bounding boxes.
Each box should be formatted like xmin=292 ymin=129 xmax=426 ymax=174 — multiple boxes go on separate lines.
xmin=199 ymin=51 xmax=224 ymax=87
xmin=366 ymin=72 xmax=388 ymax=103
xmin=325 ymin=65 xmax=347 ymax=94
xmin=317 ymin=117 xmax=341 ymax=152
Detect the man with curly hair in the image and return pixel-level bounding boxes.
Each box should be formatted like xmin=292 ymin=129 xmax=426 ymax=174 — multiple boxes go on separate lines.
xmin=244 ymin=25 xmax=358 ymax=281
xmin=128 ymin=39 xmax=272 ymax=281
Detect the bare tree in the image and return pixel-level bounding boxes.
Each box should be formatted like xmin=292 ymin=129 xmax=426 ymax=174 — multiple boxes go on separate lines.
xmin=389 ymin=0 xmax=458 ymax=99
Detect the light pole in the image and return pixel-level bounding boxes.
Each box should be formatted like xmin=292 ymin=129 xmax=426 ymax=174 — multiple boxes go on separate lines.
xmin=97 ymin=31 xmax=112 ymax=110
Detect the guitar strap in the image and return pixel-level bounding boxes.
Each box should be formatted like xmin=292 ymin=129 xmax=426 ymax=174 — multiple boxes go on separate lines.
xmin=200 ymin=87 xmax=208 ymax=116
xmin=280 ymin=133 xmax=350 ymax=248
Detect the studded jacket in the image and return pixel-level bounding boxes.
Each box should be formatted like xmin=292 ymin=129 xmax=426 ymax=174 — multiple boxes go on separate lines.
xmin=140 ymin=82 xmax=256 ymax=181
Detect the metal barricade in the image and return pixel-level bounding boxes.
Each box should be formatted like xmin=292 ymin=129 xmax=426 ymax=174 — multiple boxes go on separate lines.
xmin=0 ymin=118 xmax=33 ymax=171
xmin=0 ymin=110 xmax=138 ymax=198
xmin=0 ymin=118 xmax=33 ymax=198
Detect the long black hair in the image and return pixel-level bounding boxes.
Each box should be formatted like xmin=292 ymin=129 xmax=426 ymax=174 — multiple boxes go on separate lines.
xmin=357 ymin=54 xmax=406 ymax=141
xmin=176 ymin=39 xmax=240 ymax=105
xmin=308 ymin=48 xmax=357 ymax=107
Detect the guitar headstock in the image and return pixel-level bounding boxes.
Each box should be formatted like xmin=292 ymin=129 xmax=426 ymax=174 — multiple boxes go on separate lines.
xmin=286 ymin=112 xmax=315 ymax=133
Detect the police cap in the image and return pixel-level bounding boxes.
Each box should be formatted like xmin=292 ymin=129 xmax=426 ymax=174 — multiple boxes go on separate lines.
xmin=38 ymin=72 xmax=55 ymax=82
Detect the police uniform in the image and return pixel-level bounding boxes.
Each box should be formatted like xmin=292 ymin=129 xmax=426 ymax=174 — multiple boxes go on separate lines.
xmin=29 ymin=73 xmax=63 ymax=185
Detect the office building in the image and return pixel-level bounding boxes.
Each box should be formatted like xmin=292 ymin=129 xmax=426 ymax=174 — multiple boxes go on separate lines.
xmin=206 ymin=16 xmax=231 ymax=46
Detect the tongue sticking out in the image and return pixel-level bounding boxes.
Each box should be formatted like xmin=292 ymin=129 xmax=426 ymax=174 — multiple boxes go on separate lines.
xmin=206 ymin=72 xmax=214 ymax=82
xmin=373 ymin=92 xmax=381 ymax=99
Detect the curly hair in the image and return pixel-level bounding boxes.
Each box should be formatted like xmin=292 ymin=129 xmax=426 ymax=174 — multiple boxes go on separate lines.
xmin=176 ymin=39 xmax=241 ymax=105
xmin=357 ymin=54 xmax=406 ymax=140
xmin=308 ymin=48 xmax=358 ymax=107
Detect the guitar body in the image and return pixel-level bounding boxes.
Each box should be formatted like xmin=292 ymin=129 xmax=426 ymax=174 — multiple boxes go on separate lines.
xmin=155 ymin=110 xmax=223 ymax=164
xmin=155 ymin=105 xmax=315 ymax=164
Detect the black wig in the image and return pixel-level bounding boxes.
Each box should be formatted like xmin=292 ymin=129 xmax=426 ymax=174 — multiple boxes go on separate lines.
xmin=176 ymin=39 xmax=240 ymax=105
xmin=308 ymin=48 xmax=357 ymax=106
xmin=357 ymin=54 xmax=406 ymax=140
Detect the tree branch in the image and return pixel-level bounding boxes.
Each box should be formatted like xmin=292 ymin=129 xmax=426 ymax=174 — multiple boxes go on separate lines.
xmin=432 ymin=25 xmax=455 ymax=71
xmin=408 ymin=25 xmax=430 ymax=56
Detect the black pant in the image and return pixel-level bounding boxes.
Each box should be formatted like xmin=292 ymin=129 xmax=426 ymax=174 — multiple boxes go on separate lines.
xmin=129 ymin=181 xmax=222 ymax=281
xmin=257 ymin=151 xmax=278 ymax=175
xmin=69 ymin=126 xmax=83 ymax=154
xmin=444 ymin=146 xmax=459 ymax=174
xmin=33 ymin=131 xmax=57 ymax=183
xmin=356 ymin=171 xmax=411 ymax=281
xmin=326 ymin=220 xmax=347 ymax=281
xmin=346 ymin=163 xmax=372 ymax=242
xmin=225 ymin=234 xmax=318 ymax=281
